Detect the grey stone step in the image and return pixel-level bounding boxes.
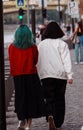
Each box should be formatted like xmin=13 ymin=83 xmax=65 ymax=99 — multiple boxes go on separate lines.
xmin=12 ymin=93 xmax=15 ymax=97
xmin=7 ymin=124 xmax=17 ymax=130
xmin=9 ymin=101 xmax=14 ymax=106
xmin=8 ymin=106 xmax=15 ymax=111
xmin=6 ymin=111 xmax=16 ymax=117
xmin=11 ymin=97 xmax=15 ymax=102
xmin=6 ymin=117 xmax=18 ymax=124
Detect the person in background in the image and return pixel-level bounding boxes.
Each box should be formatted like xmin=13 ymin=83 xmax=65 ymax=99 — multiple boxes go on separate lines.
xmin=8 ymin=25 xmax=42 ymax=130
xmin=37 ymin=21 xmax=73 ymax=130
xmin=73 ymin=20 xmax=83 ymax=64
xmin=39 ymin=24 xmax=46 ymax=40
xmin=66 ymin=23 xmax=71 ymax=36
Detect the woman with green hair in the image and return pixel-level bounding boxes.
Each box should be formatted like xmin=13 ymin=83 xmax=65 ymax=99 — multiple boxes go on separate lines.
xmin=8 ymin=25 xmax=42 ymax=130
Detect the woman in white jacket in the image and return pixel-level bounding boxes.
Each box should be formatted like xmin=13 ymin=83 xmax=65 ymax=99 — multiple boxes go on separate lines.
xmin=37 ymin=21 xmax=73 ymax=130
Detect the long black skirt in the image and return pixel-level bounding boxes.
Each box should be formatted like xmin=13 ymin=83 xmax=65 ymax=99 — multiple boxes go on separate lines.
xmin=13 ymin=74 xmax=44 ymax=120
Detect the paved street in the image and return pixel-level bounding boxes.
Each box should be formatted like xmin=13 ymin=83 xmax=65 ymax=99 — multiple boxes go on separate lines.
xmin=6 ymin=49 xmax=83 ymax=130
xmin=63 ymin=50 xmax=83 ymax=130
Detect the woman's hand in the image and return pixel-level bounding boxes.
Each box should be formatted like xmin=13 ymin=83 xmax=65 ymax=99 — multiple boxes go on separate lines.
xmin=67 ymin=79 xmax=73 ymax=84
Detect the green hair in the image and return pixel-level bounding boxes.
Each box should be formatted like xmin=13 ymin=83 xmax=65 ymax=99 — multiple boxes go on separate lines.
xmin=14 ymin=25 xmax=34 ymax=49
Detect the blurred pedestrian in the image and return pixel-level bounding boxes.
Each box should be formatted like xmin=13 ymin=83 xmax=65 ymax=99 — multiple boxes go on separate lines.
xmin=37 ymin=21 xmax=73 ymax=130
xmin=39 ymin=24 xmax=46 ymax=40
xmin=73 ymin=20 xmax=83 ymax=64
xmin=66 ymin=23 xmax=71 ymax=36
xmin=8 ymin=24 xmax=42 ymax=130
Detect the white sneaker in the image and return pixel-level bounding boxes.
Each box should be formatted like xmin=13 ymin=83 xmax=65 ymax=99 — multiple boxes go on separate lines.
xmin=25 ymin=127 xmax=30 ymax=130
xmin=74 ymin=62 xmax=78 ymax=65
xmin=80 ymin=62 xmax=83 ymax=64
xmin=18 ymin=120 xmax=27 ymax=129
xmin=81 ymin=126 xmax=83 ymax=130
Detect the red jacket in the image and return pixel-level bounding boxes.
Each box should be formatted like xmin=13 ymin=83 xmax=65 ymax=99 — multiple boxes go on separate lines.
xmin=8 ymin=44 xmax=38 ymax=76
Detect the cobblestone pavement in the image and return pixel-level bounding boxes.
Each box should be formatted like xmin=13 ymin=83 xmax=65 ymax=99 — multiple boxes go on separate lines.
xmin=6 ymin=50 xmax=83 ymax=130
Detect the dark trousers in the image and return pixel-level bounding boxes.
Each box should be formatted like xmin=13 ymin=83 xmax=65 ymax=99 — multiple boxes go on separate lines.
xmin=41 ymin=78 xmax=67 ymax=128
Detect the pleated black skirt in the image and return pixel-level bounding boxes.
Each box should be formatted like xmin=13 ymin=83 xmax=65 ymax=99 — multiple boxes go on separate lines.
xmin=13 ymin=74 xmax=43 ymax=120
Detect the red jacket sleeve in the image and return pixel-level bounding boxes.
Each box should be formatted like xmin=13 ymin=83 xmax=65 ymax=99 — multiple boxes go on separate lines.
xmin=32 ymin=45 xmax=38 ymax=65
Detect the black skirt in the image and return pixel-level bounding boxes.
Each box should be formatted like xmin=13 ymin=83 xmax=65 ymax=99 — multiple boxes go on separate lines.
xmin=13 ymin=74 xmax=44 ymax=120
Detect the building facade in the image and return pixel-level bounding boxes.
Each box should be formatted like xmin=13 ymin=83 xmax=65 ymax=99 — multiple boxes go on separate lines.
xmin=3 ymin=0 xmax=83 ymax=24
xmin=3 ymin=0 xmax=68 ymax=13
xmin=79 ymin=0 xmax=83 ymax=15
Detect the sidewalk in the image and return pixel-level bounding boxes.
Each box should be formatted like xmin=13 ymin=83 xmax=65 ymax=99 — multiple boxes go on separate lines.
xmin=6 ymin=50 xmax=83 ymax=130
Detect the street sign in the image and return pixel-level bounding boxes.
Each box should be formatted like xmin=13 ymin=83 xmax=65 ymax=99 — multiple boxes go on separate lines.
xmin=38 ymin=0 xmax=47 ymax=7
xmin=16 ymin=0 xmax=25 ymax=8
